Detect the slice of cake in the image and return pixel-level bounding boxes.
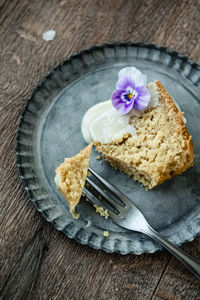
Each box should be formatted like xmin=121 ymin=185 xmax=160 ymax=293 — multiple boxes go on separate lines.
xmin=55 ymin=143 xmax=92 ymax=218
xmin=94 ymin=80 xmax=194 ymax=189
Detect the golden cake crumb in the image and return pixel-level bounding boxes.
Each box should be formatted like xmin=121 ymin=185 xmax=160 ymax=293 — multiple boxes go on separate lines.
xmin=70 ymin=208 xmax=80 ymax=219
xmin=93 ymin=205 xmax=109 ymax=219
xmin=87 ymin=170 xmax=92 ymax=176
xmin=86 ymin=182 xmax=93 ymax=190
xmin=95 ymin=155 xmax=101 ymax=160
xmin=104 ymin=231 xmax=110 ymax=237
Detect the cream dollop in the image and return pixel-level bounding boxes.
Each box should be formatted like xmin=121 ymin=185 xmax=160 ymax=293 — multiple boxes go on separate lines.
xmin=81 ymin=100 xmax=137 ymax=144
xmin=81 ymin=81 xmax=160 ymax=144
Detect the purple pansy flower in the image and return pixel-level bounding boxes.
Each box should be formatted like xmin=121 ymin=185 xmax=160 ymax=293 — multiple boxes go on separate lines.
xmin=111 ymin=67 xmax=151 ymax=114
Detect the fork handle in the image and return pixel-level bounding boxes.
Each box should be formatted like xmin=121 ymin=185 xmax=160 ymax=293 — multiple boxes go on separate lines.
xmin=144 ymin=226 xmax=200 ymax=280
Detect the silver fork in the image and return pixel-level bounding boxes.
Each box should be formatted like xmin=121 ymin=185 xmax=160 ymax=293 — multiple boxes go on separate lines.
xmin=83 ymin=167 xmax=200 ymax=280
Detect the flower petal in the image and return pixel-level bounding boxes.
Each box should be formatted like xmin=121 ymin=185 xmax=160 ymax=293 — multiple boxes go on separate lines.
xmin=111 ymin=89 xmax=124 ymax=108
xmin=121 ymin=101 xmax=134 ymax=114
xmin=118 ymin=67 xmax=142 ymax=79
xmin=118 ymin=67 xmax=147 ymax=86
xmin=133 ymin=86 xmax=151 ymax=110
xmin=111 ymin=88 xmax=124 ymax=103
xmin=141 ymin=74 xmax=147 ymax=86
xmin=111 ymin=89 xmax=134 ymax=114
xmin=116 ymin=75 xmax=135 ymax=90
xmin=133 ymin=73 xmax=147 ymax=86
xmin=115 ymin=101 xmax=134 ymax=115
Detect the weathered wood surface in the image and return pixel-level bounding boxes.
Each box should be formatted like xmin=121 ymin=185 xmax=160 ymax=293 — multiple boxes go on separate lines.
xmin=0 ymin=0 xmax=200 ymax=299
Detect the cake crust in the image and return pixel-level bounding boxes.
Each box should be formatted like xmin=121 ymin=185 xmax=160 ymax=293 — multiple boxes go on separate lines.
xmin=154 ymin=80 xmax=194 ymax=185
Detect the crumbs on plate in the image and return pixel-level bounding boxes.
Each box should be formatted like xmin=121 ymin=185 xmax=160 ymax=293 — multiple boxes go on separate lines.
xmin=93 ymin=205 xmax=109 ymax=219
xmin=103 ymin=231 xmax=110 ymax=237
xmin=95 ymin=155 xmax=101 ymax=160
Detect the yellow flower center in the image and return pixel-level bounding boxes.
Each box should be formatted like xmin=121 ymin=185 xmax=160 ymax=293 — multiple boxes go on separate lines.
xmin=128 ymin=93 xmax=133 ymax=100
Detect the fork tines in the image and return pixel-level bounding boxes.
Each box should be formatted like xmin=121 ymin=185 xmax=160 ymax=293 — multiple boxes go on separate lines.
xmin=84 ymin=167 xmax=133 ymax=216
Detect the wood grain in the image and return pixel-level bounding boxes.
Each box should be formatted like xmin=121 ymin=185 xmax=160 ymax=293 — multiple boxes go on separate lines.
xmin=0 ymin=0 xmax=200 ymax=299
xmin=0 ymin=229 xmax=46 ymax=299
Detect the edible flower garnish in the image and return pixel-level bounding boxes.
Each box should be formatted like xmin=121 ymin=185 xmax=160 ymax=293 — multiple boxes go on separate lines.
xmin=111 ymin=67 xmax=151 ymax=114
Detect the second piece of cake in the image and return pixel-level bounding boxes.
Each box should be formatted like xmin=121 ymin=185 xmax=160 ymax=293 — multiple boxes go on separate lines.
xmin=55 ymin=143 xmax=92 ymax=218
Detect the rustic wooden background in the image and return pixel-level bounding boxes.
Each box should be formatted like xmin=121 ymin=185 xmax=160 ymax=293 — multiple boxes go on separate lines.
xmin=0 ymin=0 xmax=200 ymax=299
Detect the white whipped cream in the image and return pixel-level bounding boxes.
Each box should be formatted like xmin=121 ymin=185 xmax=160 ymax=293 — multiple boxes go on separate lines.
xmin=55 ymin=173 xmax=61 ymax=187
xmin=81 ymin=100 xmax=137 ymax=144
xmin=81 ymin=82 xmax=159 ymax=144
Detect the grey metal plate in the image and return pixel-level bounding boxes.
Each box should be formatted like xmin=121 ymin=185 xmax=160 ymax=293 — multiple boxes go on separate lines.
xmin=16 ymin=43 xmax=200 ymax=254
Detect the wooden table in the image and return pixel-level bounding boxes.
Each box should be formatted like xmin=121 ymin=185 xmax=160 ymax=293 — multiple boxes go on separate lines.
xmin=0 ymin=0 xmax=200 ymax=299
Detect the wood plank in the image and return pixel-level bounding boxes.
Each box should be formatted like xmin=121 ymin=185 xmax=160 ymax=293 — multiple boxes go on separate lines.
xmin=0 ymin=0 xmax=200 ymax=299
xmin=32 ymin=234 xmax=171 ymax=299
xmin=152 ymin=239 xmax=200 ymax=300
xmin=0 ymin=229 xmax=46 ymax=299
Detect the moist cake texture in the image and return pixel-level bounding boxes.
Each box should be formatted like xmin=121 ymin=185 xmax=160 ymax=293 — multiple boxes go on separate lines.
xmin=95 ymin=81 xmax=194 ymax=189
xmin=55 ymin=143 xmax=92 ymax=217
